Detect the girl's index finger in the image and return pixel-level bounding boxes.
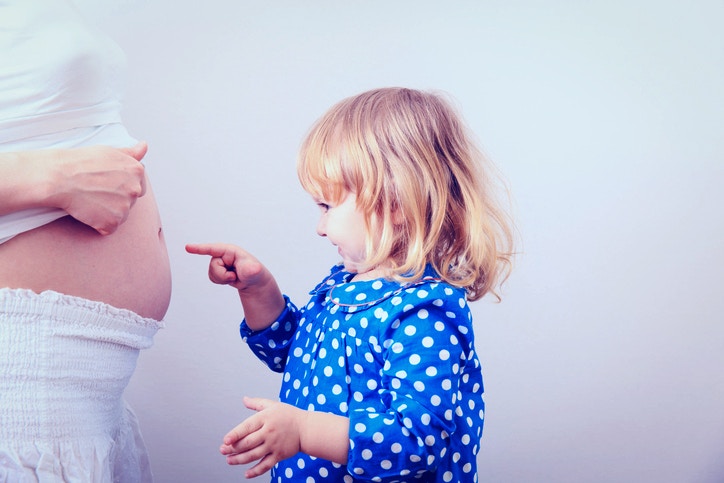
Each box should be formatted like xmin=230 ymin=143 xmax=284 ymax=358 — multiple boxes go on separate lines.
xmin=184 ymin=243 xmax=205 ymax=255
xmin=185 ymin=243 xmax=225 ymax=257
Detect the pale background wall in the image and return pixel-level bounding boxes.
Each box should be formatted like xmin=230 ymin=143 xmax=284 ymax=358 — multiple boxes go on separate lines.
xmin=75 ymin=1 xmax=723 ymax=481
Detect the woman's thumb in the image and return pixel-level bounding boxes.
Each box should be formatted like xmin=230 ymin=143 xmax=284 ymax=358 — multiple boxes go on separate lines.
xmin=121 ymin=141 xmax=149 ymax=161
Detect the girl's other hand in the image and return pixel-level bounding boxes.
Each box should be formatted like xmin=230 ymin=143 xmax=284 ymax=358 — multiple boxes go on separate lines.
xmin=220 ymin=397 xmax=304 ymax=479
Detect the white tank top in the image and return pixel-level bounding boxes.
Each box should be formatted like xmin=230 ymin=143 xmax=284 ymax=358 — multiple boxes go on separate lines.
xmin=0 ymin=0 xmax=137 ymax=244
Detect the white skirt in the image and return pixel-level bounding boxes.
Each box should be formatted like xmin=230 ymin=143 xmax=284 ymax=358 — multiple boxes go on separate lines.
xmin=0 ymin=289 xmax=163 ymax=483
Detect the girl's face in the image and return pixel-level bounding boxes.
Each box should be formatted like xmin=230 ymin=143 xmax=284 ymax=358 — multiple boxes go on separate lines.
xmin=315 ymin=192 xmax=372 ymax=276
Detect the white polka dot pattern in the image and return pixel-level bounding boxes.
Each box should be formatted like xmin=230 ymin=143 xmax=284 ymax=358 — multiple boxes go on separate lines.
xmin=241 ymin=264 xmax=484 ymax=482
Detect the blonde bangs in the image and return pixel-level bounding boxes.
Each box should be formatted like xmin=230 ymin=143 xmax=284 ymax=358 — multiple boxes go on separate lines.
xmin=297 ymin=113 xmax=350 ymax=205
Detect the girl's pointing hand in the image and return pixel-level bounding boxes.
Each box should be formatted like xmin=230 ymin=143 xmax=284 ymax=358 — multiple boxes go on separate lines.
xmin=185 ymin=243 xmax=266 ymax=291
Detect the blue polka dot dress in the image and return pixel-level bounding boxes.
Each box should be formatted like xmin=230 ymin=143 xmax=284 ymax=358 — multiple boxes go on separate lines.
xmin=241 ymin=264 xmax=485 ymax=482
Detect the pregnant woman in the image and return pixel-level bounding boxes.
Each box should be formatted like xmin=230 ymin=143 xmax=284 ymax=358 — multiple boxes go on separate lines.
xmin=0 ymin=1 xmax=171 ymax=481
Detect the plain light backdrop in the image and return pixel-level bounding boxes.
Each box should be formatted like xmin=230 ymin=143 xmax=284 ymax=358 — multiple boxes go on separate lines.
xmin=75 ymin=1 xmax=723 ymax=481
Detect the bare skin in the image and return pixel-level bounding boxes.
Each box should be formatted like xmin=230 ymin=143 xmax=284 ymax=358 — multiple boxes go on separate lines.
xmin=0 ymin=144 xmax=171 ymax=320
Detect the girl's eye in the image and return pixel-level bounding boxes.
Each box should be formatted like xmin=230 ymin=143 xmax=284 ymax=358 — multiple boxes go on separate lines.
xmin=317 ymin=203 xmax=330 ymax=213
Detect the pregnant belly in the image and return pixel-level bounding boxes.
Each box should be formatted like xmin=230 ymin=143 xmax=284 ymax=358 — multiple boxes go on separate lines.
xmin=0 ymin=182 xmax=171 ymax=320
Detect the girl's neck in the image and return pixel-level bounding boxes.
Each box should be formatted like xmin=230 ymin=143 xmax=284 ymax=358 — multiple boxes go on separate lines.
xmin=349 ymin=267 xmax=387 ymax=282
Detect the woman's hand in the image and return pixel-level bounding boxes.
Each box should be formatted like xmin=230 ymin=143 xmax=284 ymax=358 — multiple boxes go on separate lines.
xmin=0 ymin=142 xmax=148 ymax=235
xmin=49 ymin=142 xmax=148 ymax=235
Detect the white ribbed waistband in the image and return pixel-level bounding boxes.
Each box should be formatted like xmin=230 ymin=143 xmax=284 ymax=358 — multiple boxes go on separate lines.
xmin=0 ymin=288 xmax=163 ymax=344
xmin=0 ymin=289 xmax=163 ymax=441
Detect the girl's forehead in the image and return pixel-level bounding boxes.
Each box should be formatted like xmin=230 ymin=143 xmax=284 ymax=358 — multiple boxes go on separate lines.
xmin=302 ymin=170 xmax=349 ymax=201
xmin=309 ymin=186 xmax=350 ymax=204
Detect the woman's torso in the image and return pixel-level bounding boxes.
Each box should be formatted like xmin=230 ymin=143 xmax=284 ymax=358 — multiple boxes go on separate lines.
xmin=0 ymin=186 xmax=171 ymax=320
xmin=0 ymin=0 xmax=171 ymax=320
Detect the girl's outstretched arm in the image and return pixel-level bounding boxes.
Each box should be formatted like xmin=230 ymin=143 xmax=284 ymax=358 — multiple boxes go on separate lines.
xmin=220 ymin=397 xmax=349 ymax=479
xmin=185 ymin=243 xmax=285 ymax=330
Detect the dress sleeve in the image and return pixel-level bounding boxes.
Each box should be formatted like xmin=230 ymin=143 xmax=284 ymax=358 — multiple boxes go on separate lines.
xmin=346 ymin=284 xmax=480 ymax=481
xmin=239 ymin=295 xmax=300 ymax=373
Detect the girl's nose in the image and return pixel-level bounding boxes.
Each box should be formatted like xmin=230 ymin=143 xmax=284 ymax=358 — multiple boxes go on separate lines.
xmin=316 ymin=217 xmax=326 ymax=237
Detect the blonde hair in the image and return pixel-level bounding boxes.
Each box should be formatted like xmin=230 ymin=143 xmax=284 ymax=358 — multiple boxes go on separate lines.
xmin=298 ymin=87 xmax=514 ymax=301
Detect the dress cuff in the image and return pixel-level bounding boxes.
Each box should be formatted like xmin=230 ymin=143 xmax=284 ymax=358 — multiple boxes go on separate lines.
xmin=239 ymin=295 xmax=293 ymax=340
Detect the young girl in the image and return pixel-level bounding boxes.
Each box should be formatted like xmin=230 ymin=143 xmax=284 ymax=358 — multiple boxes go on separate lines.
xmin=186 ymin=87 xmax=513 ymax=482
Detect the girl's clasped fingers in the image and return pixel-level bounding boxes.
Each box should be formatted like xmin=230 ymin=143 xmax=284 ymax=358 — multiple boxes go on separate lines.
xmin=220 ymin=437 xmax=268 ymax=466
xmin=245 ymin=454 xmax=278 ymax=479
xmin=220 ymin=412 xmax=266 ymax=459
xmin=219 ymin=398 xmax=290 ymax=476
xmin=222 ymin=410 xmax=264 ymax=446
xmin=220 ymin=426 xmax=263 ymax=457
